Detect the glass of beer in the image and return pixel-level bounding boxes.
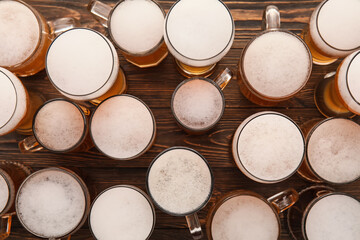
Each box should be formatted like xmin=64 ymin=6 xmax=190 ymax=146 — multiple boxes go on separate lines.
xmin=164 ymin=0 xmax=234 ymax=77
xmin=90 ymin=94 xmax=156 ymax=160
xmin=0 ymin=161 xmax=31 ymax=239
xmin=232 ymin=111 xmax=305 ymax=184
xmin=0 ymin=67 xmax=44 ymax=136
xmin=0 ymin=0 xmax=77 ymax=76
xmin=89 ymin=185 xmax=155 ymax=240
xmin=15 ymin=167 xmax=90 ymax=239
xmin=146 ymin=147 xmax=213 ymax=239
xmin=302 ymin=0 xmax=360 ymax=65
xmin=88 ymin=0 xmax=168 ymax=68
xmin=171 ymin=68 xmax=232 ymax=134
xmin=206 ymin=189 xmax=298 ymax=240
xmin=46 ymin=28 xmax=126 ymax=106
xmin=238 ymin=5 xmax=312 ymax=106
xmin=18 ymin=99 xmax=92 ymax=154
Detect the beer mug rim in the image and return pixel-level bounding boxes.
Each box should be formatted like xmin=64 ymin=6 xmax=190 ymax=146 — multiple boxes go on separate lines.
xmin=0 ymin=169 xmax=14 ymax=216
xmin=146 ymin=146 xmax=214 ymax=217
xmin=88 ymin=184 xmax=156 ymax=240
xmin=344 ymin=51 xmax=360 ymax=106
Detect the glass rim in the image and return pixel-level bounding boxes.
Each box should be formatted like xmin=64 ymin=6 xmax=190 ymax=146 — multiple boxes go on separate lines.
xmin=0 ymin=169 xmax=13 ymax=216
xmin=0 ymin=69 xmax=18 ymax=130
xmin=345 ymin=51 xmax=360 ymax=106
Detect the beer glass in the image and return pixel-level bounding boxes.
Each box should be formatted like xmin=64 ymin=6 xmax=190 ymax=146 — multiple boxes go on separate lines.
xmin=0 ymin=67 xmax=44 ymax=136
xmin=0 ymin=161 xmax=31 ymax=239
xmin=171 ymin=68 xmax=232 ymax=134
xmin=89 ymin=185 xmax=156 ymax=240
xmin=0 ymin=0 xmax=77 ymax=77
xmin=232 ymin=111 xmax=305 ymax=184
xmin=146 ymin=147 xmax=213 ymax=239
xmin=238 ymin=5 xmax=312 ymax=106
xmin=164 ymin=0 xmax=234 ymax=77
xmin=15 ymin=167 xmax=90 ymax=239
xmin=88 ymin=0 xmax=168 ymax=68
xmin=46 ymin=28 xmax=126 ymax=105
xmin=302 ymin=0 xmax=360 ymax=65
xmin=206 ymin=189 xmax=298 ymax=240
xmin=90 ymin=94 xmax=156 ymax=160
xmin=18 ymin=99 xmax=93 ymax=153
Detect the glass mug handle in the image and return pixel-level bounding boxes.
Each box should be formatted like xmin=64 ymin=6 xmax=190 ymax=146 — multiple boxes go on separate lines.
xmin=262 ymin=5 xmax=281 ymax=30
xmin=18 ymin=135 xmax=43 ymax=153
xmin=47 ymin=18 xmax=80 ymax=39
xmin=87 ymin=0 xmax=112 ymax=28
xmin=214 ymin=68 xmax=233 ymax=91
xmin=185 ymin=213 xmax=202 ymax=240
xmin=0 ymin=215 xmax=12 ymax=239
xmin=267 ymin=188 xmax=299 ymax=213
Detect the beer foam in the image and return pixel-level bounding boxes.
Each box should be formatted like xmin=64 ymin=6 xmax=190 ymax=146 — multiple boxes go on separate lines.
xmin=46 ymin=28 xmax=119 ymax=101
xmin=307 ymin=118 xmax=360 ymax=183
xmin=305 ymin=194 xmax=360 ymax=240
xmin=110 ymin=0 xmax=164 ymax=54
xmin=173 ymin=79 xmax=223 ymax=130
xmin=34 ymin=100 xmax=85 ymax=151
xmin=0 ymin=173 xmax=9 ymax=214
xmin=90 ymin=186 xmax=154 ymax=240
xmin=243 ymin=31 xmax=311 ymax=98
xmin=309 ymin=0 xmax=360 ymax=57
xmin=16 ymin=169 xmax=86 ymax=238
xmin=164 ymin=0 xmax=234 ymax=67
xmin=211 ymin=195 xmax=279 ymax=240
xmin=91 ymin=95 xmax=155 ymax=160
xmin=0 ymin=0 xmax=40 ymax=67
xmin=147 ymin=148 xmax=212 ymax=215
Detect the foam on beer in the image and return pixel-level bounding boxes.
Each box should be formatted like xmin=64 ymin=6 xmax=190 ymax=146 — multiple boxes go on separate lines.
xmin=211 ymin=195 xmax=279 ymax=240
xmin=16 ymin=169 xmax=86 ymax=238
xmin=309 ymin=0 xmax=360 ymax=57
xmin=34 ymin=100 xmax=85 ymax=151
xmin=90 ymin=186 xmax=154 ymax=240
xmin=305 ymin=194 xmax=360 ymax=240
xmin=0 ymin=174 xmax=9 ymax=214
xmin=164 ymin=0 xmax=234 ymax=67
xmin=173 ymin=79 xmax=223 ymax=130
xmin=110 ymin=0 xmax=164 ymax=54
xmin=243 ymin=31 xmax=311 ymax=99
xmin=0 ymin=0 xmax=40 ymax=67
xmin=147 ymin=148 xmax=212 ymax=215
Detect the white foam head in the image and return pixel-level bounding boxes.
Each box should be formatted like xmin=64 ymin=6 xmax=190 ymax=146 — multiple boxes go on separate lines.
xmin=164 ymin=0 xmax=234 ymax=67
xmin=147 ymin=148 xmax=212 ymax=215
xmin=110 ymin=0 xmax=164 ymax=54
xmin=16 ymin=168 xmax=87 ymax=238
xmin=242 ymin=31 xmax=311 ymax=99
xmin=46 ymin=28 xmax=119 ymax=101
xmin=0 ymin=0 xmax=40 ymax=67
xmin=172 ymin=79 xmax=224 ymax=130
xmin=34 ymin=100 xmax=85 ymax=152
xmin=90 ymin=186 xmax=154 ymax=240
xmin=91 ymin=95 xmax=155 ymax=160
xmin=305 ymin=194 xmax=360 ymax=240
xmin=211 ymin=194 xmax=279 ymax=240
xmin=0 ymin=172 xmax=10 ymax=214
xmin=309 ymin=0 xmax=360 ymax=57
xmin=232 ymin=111 xmax=305 ymax=183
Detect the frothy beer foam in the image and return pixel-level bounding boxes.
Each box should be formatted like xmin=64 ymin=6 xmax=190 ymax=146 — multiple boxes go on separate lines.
xmin=90 ymin=186 xmax=154 ymax=240
xmin=0 ymin=0 xmax=40 ymax=67
xmin=243 ymin=31 xmax=311 ymax=99
xmin=0 ymin=173 xmax=9 ymax=214
xmin=211 ymin=195 xmax=279 ymax=240
xmin=173 ymin=79 xmax=223 ymax=130
xmin=110 ymin=0 xmax=164 ymax=54
xmin=147 ymin=148 xmax=212 ymax=215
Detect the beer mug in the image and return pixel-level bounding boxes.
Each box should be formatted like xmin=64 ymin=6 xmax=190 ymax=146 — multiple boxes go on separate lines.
xmin=18 ymin=99 xmax=93 ymax=153
xmin=232 ymin=111 xmax=305 ymax=184
xmin=171 ymin=68 xmax=232 ymax=134
xmin=164 ymin=0 xmax=234 ymax=77
xmin=15 ymin=167 xmax=90 ymax=239
xmin=0 ymin=0 xmax=77 ymax=76
xmin=238 ymin=5 xmax=312 ymax=106
xmin=302 ymin=0 xmax=360 ymax=65
xmin=146 ymin=147 xmax=213 ymax=239
xmin=206 ymin=189 xmax=298 ymax=240
xmin=88 ymin=0 xmax=168 ymax=68
xmin=0 ymin=161 xmax=31 ymax=239
xmin=46 ymin=28 xmax=126 ymax=105
xmin=0 ymin=67 xmax=44 ymax=136
xmin=89 ymin=185 xmax=156 ymax=240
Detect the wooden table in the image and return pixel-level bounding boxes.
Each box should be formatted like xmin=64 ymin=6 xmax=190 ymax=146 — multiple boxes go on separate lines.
xmin=2 ymin=0 xmax=359 ymax=239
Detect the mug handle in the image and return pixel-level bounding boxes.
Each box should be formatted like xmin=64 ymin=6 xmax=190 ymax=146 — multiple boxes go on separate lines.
xmin=0 ymin=215 xmax=12 ymax=239
xmin=214 ymin=68 xmax=233 ymax=91
xmin=47 ymin=18 xmax=79 ymax=39
xmin=267 ymin=188 xmax=299 ymax=213
xmin=18 ymin=136 xmax=43 ymax=153
xmin=185 ymin=213 xmax=203 ymax=239
xmin=262 ymin=5 xmax=281 ymax=30
xmin=87 ymin=0 xmax=112 ymax=28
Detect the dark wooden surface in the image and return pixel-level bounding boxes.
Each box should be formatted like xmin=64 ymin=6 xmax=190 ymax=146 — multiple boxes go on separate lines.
xmin=2 ymin=0 xmax=360 ymax=239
